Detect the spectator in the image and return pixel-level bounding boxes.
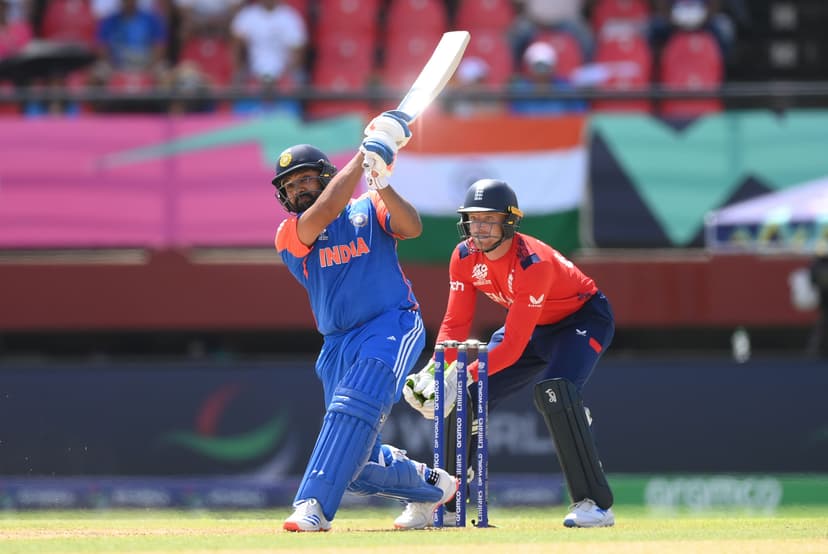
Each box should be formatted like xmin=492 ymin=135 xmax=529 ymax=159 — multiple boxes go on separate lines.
xmin=164 ymin=0 xmax=240 ymax=113
xmin=89 ymin=0 xmax=167 ymax=112
xmin=94 ymin=0 xmax=167 ymax=78
xmin=91 ymin=0 xmax=156 ymax=19
xmin=787 ymin=258 xmax=827 ymax=358
xmin=176 ymin=0 xmax=241 ymax=41
xmin=3 ymin=0 xmax=28 ymax=22
xmin=509 ymin=0 xmax=594 ymax=65
xmin=445 ymin=56 xmax=506 ymax=117
xmin=509 ymin=41 xmax=588 ymax=116
xmin=648 ymin=0 xmax=737 ymax=61
xmin=230 ymin=0 xmax=306 ymax=86
xmin=0 ymin=0 xmax=31 ymax=60
xmin=164 ymin=60 xmax=214 ymax=113
xmin=93 ymin=0 xmax=181 ymax=64
xmin=808 ymin=256 xmax=828 ymax=358
xmin=0 ymin=0 xmax=33 ymax=114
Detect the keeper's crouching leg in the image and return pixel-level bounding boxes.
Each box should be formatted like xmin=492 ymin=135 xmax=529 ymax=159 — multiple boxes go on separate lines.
xmin=533 ymin=378 xmax=613 ymax=509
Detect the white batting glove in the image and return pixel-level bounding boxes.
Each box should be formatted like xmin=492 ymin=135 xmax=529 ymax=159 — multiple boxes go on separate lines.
xmin=361 ymin=111 xmax=412 ymax=186
xmin=364 ymin=174 xmax=389 ymax=191
xmin=359 ymin=134 xmax=396 ymax=180
xmin=364 ymin=110 xmax=412 ymax=149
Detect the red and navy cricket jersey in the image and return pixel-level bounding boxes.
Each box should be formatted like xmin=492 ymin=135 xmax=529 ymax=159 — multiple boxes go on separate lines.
xmin=437 ymin=233 xmax=598 ymax=377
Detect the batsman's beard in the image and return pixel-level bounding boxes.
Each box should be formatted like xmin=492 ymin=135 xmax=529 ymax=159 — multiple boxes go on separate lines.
xmin=294 ymin=190 xmax=321 ymax=211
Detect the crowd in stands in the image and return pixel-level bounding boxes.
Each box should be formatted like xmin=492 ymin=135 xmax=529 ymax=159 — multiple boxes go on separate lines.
xmin=0 ymin=0 xmax=751 ymax=117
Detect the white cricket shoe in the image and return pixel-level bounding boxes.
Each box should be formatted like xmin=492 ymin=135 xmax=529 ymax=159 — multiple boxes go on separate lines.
xmin=563 ymin=498 xmax=615 ymax=528
xmin=394 ymin=467 xmax=457 ymax=530
xmin=283 ymin=498 xmax=331 ymax=532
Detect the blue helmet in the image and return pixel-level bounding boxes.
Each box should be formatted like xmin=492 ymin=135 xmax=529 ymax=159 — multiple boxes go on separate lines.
xmin=272 ymin=144 xmax=337 ymax=213
xmin=457 ymin=179 xmax=523 ymax=248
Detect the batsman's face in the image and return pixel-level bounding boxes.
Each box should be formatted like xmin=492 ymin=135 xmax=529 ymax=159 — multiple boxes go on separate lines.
xmin=282 ymin=170 xmax=323 ymax=211
xmin=467 ymin=212 xmax=506 ymax=250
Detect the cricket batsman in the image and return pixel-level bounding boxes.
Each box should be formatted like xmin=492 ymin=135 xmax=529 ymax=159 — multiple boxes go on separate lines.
xmin=275 ymin=111 xmax=456 ymax=532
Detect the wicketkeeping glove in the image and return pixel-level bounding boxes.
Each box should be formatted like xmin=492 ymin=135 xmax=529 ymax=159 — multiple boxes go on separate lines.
xmin=402 ymin=359 xmax=461 ymax=420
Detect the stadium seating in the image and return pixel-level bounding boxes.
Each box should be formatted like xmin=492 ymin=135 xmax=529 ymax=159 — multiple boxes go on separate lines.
xmin=306 ymin=63 xmax=374 ymax=120
xmin=659 ymin=31 xmax=724 ymax=117
xmin=180 ymin=37 xmax=235 ymax=86
xmin=380 ymin=28 xmax=444 ymax=86
xmin=591 ymin=33 xmax=653 ymax=112
xmin=529 ymin=31 xmax=584 ymax=79
xmin=385 ymin=0 xmax=448 ymax=34
xmin=455 ymin=0 xmax=515 ymax=32
xmin=107 ymin=70 xmax=155 ymax=93
xmin=590 ymin=0 xmax=650 ymax=37
xmin=463 ymin=29 xmax=514 ymax=86
xmin=315 ymin=0 xmax=381 ymax=34
xmin=282 ymin=0 xmax=311 ymax=20
xmin=314 ymin=31 xmax=376 ymax=76
xmin=0 ymin=81 xmax=19 ymax=115
xmin=41 ymin=0 xmax=96 ymax=47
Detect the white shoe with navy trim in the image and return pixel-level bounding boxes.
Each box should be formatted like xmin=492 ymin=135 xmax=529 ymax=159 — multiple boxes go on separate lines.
xmin=394 ymin=467 xmax=457 ymax=530
xmin=283 ymin=498 xmax=331 ymax=532
xmin=563 ymin=498 xmax=615 ymax=528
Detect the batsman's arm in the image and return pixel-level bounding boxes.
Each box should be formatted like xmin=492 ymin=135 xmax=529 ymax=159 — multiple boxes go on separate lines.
xmin=375 ymin=186 xmax=422 ymax=239
xmin=295 ymin=152 xmax=365 ymax=246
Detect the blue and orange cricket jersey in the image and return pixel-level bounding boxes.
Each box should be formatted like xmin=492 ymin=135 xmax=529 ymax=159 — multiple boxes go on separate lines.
xmin=275 ymin=191 xmax=419 ymax=336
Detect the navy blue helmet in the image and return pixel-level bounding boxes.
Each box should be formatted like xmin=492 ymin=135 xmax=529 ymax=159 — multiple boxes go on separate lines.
xmin=457 ymin=179 xmax=523 ymax=246
xmin=272 ymin=144 xmax=337 ymax=213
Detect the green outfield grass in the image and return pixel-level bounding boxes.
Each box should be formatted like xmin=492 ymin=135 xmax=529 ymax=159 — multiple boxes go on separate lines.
xmin=1 ymin=506 xmax=827 ymax=554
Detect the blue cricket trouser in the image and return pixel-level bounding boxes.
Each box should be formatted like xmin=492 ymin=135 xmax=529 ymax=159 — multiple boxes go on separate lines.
xmin=293 ymin=308 xmax=426 ymax=519
xmin=483 ymin=291 xmax=615 ymax=409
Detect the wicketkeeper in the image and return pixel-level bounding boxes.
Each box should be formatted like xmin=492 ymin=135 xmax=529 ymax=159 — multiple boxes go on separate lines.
xmin=404 ymin=178 xmax=616 ymax=528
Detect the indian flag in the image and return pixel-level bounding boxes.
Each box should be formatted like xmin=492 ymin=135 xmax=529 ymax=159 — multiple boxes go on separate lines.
xmin=391 ymin=114 xmax=589 ymax=262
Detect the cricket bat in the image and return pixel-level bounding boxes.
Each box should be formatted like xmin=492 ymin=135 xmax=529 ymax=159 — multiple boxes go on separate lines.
xmin=361 ymin=31 xmax=470 ymax=177
xmin=395 ymin=30 xmax=472 ymax=123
